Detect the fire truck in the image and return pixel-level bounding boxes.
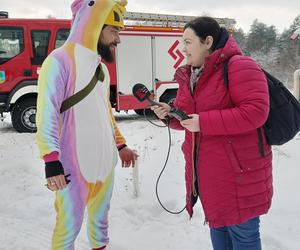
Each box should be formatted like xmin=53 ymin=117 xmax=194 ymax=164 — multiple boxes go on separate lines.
xmin=0 ymin=11 xmax=235 ymax=132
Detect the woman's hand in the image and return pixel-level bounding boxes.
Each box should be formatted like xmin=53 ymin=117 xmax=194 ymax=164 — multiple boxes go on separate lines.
xmin=151 ymin=103 xmax=171 ymax=119
xmin=180 ymin=114 xmax=200 ymax=132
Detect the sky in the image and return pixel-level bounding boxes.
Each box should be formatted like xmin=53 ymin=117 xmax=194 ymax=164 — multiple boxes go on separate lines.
xmin=1 ymin=0 xmax=299 ymax=33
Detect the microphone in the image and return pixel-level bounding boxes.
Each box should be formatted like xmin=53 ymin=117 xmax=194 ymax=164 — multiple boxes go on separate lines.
xmin=132 ymin=83 xmax=160 ymax=106
xmin=132 ymin=83 xmax=191 ymax=121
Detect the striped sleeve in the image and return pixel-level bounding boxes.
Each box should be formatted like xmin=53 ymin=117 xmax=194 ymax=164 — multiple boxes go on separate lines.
xmin=36 ymin=56 xmax=66 ymax=158
xmin=108 ymin=100 xmax=126 ymax=145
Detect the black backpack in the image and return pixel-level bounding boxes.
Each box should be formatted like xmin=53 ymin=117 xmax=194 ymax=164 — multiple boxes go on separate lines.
xmin=223 ymin=59 xmax=300 ymax=157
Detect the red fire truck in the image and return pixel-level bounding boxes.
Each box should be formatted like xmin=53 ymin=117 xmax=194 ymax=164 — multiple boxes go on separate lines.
xmin=0 ymin=11 xmax=235 ymax=132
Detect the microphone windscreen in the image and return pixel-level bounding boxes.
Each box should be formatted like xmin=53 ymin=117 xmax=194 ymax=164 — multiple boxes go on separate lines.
xmin=132 ymin=83 xmax=151 ymax=102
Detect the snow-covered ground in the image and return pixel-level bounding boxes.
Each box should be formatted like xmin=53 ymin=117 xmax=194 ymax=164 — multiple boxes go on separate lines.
xmin=0 ymin=112 xmax=299 ymax=250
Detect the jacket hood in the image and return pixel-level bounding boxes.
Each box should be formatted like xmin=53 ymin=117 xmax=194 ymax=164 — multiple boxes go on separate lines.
xmin=213 ymin=28 xmax=242 ymax=64
xmin=67 ymin=0 xmax=126 ymax=52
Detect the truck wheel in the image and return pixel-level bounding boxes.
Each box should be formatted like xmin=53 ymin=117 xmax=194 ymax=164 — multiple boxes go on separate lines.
xmin=11 ymin=98 xmax=37 ymax=133
xmin=159 ymin=89 xmax=177 ymax=106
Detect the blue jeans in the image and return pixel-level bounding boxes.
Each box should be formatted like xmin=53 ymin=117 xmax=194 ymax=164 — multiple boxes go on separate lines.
xmin=210 ymin=217 xmax=262 ymax=250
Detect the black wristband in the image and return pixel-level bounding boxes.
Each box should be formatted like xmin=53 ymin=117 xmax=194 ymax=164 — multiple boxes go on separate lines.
xmin=118 ymin=144 xmax=127 ymax=151
xmin=45 ymin=161 xmax=65 ymax=178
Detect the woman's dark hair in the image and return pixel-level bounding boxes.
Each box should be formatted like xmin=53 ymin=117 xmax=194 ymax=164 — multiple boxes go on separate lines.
xmin=184 ymin=16 xmax=221 ymax=51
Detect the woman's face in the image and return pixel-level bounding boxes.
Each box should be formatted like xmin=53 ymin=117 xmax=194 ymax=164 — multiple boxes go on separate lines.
xmin=182 ymin=27 xmax=212 ymax=67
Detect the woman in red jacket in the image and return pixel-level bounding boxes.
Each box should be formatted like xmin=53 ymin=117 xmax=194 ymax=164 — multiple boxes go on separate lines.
xmin=152 ymin=16 xmax=272 ymax=250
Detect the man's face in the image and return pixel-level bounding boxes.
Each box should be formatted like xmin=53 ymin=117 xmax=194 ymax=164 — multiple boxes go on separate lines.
xmin=98 ymin=25 xmax=121 ymax=62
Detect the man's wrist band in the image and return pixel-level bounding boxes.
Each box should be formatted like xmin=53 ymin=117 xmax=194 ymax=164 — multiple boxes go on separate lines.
xmin=45 ymin=161 xmax=65 ymax=178
xmin=118 ymin=144 xmax=127 ymax=151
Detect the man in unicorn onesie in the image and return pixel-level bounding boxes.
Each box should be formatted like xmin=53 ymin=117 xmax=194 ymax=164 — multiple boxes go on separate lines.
xmin=36 ymin=0 xmax=138 ymax=249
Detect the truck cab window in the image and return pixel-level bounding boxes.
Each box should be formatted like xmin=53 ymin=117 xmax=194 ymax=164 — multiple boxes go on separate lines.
xmin=0 ymin=27 xmax=24 ymax=64
xmin=55 ymin=29 xmax=70 ymax=49
xmin=31 ymin=30 xmax=50 ymax=65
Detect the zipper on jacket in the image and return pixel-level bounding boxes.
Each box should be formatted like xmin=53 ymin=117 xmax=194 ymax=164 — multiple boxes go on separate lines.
xmin=192 ymin=132 xmax=197 ymax=197
xmin=227 ymin=140 xmax=244 ymax=172
xmin=192 ymin=132 xmax=202 ymax=197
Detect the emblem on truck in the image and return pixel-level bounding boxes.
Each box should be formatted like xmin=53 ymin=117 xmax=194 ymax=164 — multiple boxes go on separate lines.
xmin=0 ymin=71 xmax=6 ymax=84
xmin=168 ymin=40 xmax=184 ymax=69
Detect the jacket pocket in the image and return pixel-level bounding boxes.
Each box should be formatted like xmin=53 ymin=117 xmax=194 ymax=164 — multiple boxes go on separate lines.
xmin=224 ymin=141 xmax=244 ymax=173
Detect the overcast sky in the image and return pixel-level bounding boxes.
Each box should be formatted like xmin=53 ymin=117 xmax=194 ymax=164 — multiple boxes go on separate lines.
xmin=1 ymin=0 xmax=299 ymax=33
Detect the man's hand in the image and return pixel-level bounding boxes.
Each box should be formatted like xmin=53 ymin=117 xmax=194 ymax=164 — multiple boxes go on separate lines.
xmin=180 ymin=114 xmax=200 ymax=132
xmin=119 ymin=147 xmax=139 ymax=168
xmin=47 ymin=175 xmax=67 ymax=191
xmin=45 ymin=160 xmax=70 ymax=191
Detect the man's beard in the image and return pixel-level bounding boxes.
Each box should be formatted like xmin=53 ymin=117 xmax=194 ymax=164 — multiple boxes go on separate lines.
xmin=97 ymin=42 xmax=115 ymax=63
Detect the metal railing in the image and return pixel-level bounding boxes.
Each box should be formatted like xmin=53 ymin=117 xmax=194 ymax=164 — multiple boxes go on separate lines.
xmin=124 ymin=11 xmax=236 ymax=30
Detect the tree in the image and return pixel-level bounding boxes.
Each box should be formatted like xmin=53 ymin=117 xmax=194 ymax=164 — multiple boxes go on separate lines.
xmin=246 ymin=19 xmax=277 ymax=54
xmin=290 ymin=15 xmax=300 ymax=31
xmin=265 ymin=25 xmax=277 ymax=53
xmin=276 ymin=15 xmax=300 ymax=86
xmin=233 ymin=28 xmax=248 ymax=54
xmin=237 ymin=15 xmax=300 ymax=88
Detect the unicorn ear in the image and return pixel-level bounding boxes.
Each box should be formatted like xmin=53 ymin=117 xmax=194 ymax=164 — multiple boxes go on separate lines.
xmin=71 ymin=0 xmax=84 ymax=25
xmin=115 ymin=0 xmax=128 ymax=7
xmin=105 ymin=0 xmax=127 ymax=28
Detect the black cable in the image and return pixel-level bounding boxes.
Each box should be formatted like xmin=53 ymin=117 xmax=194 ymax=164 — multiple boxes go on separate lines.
xmin=143 ymin=108 xmax=186 ymax=214
xmin=142 ymin=106 xmax=167 ymax=128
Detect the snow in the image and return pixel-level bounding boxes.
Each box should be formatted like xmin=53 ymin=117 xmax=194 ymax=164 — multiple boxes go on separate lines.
xmin=0 ymin=112 xmax=299 ymax=250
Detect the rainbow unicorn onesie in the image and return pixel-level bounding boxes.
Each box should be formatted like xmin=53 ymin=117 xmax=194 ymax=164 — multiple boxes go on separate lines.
xmin=36 ymin=0 xmax=127 ymax=249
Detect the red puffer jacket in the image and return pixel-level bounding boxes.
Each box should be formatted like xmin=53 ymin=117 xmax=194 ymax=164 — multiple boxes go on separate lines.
xmin=170 ymin=33 xmax=273 ymax=228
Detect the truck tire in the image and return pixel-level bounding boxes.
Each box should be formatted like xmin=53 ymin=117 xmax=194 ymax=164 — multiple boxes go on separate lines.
xmin=159 ymin=89 xmax=177 ymax=106
xmin=11 ymin=98 xmax=37 ymax=133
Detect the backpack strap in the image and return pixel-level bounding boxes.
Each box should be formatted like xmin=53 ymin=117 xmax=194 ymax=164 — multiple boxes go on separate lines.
xmin=223 ymin=59 xmax=229 ymax=88
xmin=222 ymin=58 xmax=265 ymax=158
xmin=257 ymin=128 xmax=265 ymax=157
xmin=60 ymin=64 xmax=105 ymax=114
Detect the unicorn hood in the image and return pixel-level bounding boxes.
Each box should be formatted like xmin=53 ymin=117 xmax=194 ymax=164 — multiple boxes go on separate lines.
xmin=37 ymin=0 xmax=128 ymax=183
xmin=67 ymin=0 xmax=127 ymax=52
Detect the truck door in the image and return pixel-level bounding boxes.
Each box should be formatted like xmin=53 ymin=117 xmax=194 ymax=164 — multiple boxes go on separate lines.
xmin=0 ymin=25 xmax=29 ymax=93
xmin=116 ymin=35 xmax=153 ymax=110
xmin=30 ymin=30 xmax=51 ymax=77
xmin=154 ymin=36 xmax=185 ymax=82
xmin=9 ymin=28 xmax=70 ymax=133
xmin=153 ymin=36 xmax=185 ymax=105
xmin=54 ymin=29 xmax=70 ymax=49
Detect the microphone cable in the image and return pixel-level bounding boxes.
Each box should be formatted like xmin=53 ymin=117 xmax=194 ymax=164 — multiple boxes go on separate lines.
xmin=143 ymin=107 xmax=186 ymax=214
